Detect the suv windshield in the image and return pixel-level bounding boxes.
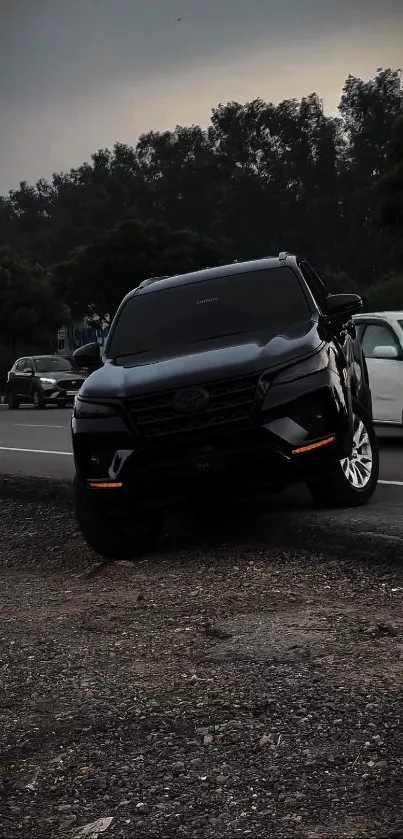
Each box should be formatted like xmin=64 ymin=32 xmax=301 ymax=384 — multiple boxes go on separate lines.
xmin=107 ymin=267 xmax=311 ymax=359
xmin=34 ymin=356 xmax=74 ymax=373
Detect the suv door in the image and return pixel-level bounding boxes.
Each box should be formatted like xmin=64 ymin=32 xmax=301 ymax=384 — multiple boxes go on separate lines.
xmin=360 ymin=322 xmax=403 ymax=424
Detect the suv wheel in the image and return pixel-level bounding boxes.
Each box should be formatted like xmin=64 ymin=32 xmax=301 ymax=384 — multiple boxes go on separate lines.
xmin=73 ymin=475 xmax=165 ymax=560
xmin=33 ymin=388 xmax=46 ymax=409
xmin=7 ymin=391 xmax=20 ymax=410
xmin=307 ymin=405 xmax=379 ymax=508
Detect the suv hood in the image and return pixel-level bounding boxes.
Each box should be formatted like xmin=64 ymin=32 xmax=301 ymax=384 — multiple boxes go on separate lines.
xmin=80 ymin=319 xmax=322 ymax=399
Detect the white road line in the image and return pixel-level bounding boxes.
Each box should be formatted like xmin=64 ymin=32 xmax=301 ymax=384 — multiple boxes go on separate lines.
xmin=0 ymin=446 xmax=73 ymax=456
xmin=378 ymin=479 xmax=403 ymax=487
xmin=13 ymin=423 xmax=67 ymax=429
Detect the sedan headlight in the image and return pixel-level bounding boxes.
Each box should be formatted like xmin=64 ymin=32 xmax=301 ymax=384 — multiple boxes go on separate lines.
xmin=273 ymin=349 xmax=328 ymax=385
xmin=74 ymin=398 xmax=116 ymax=418
xmin=40 ymin=377 xmax=56 ymax=385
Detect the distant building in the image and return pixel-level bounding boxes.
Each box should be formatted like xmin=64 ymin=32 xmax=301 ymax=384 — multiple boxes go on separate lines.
xmin=57 ymin=321 xmax=109 ymax=356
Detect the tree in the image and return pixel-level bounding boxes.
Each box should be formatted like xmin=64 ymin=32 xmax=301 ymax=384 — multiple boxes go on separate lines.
xmin=363 ymin=275 xmax=403 ymax=311
xmin=323 ymin=271 xmax=360 ymax=295
xmin=1 ymin=67 xmax=402 ymax=301
xmin=53 ymin=219 xmax=234 ymax=326
xmin=207 ymin=94 xmax=344 ymax=266
xmin=136 ymin=126 xmax=221 ymax=234
xmin=338 ymin=68 xmax=403 ymax=281
xmin=376 ymin=114 xmax=403 ymax=267
xmin=0 ymin=248 xmax=67 ymax=354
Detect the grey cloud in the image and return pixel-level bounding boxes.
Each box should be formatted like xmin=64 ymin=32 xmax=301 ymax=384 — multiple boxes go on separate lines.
xmin=1 ymin=0 xmax=401 ymax=105
xmin=0 ymin=0 xmax=402 ymax=192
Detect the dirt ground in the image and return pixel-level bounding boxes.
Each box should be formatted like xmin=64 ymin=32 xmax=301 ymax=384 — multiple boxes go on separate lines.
xmin=1 ymin=494 xmax=403 ymax=838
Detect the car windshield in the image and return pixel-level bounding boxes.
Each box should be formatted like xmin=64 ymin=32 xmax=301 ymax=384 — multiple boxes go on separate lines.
xmin=107 ymin=267 xmax=311 ymax=360
xmin=34 ymin=357 xmax=74 ymax=373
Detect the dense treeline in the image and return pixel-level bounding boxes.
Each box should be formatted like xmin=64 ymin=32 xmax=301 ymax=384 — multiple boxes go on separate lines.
xmin=0 ymin=67 xmax=402 ymax=349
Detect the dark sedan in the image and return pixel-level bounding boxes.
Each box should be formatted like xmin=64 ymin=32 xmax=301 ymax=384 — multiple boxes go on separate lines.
xmin=5 ymin=355 xmax=87 ymax=409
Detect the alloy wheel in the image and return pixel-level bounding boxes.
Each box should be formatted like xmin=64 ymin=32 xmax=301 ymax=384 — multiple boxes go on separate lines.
xmin=340 ymin=414 xmax=373 ymax=489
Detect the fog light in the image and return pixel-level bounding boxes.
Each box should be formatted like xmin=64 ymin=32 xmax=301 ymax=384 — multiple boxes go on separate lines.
xmin=88 ymin=481 xmax=123 ymax=489
xmin=292 ymin=435 xmax=336 ymax=455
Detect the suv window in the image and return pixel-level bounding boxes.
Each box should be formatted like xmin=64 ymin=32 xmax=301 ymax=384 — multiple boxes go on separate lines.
xmin=107 ymin=267 xmax=312 ymax=360
xmin=361 ymin=323 xmax=401 ymax=358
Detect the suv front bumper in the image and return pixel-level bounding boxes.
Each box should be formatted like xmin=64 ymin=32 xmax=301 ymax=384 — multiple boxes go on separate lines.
xmin=72 ymin=368 xmax=353 ymax=511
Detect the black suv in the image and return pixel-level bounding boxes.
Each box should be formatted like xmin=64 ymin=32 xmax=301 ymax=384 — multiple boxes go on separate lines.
xmin=5 ymin=355 xmax=87 ymax=409
xmin=72 ymin=254 xmax=379 ymax=560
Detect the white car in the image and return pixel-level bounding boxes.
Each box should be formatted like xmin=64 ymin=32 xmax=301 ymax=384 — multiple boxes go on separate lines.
xmin=354 ymin=311 xmax=403 ymax=428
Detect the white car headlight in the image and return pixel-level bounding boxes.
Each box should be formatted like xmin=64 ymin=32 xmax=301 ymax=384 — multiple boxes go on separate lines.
xmin=40 ymin=377 xmax=56 ymax=385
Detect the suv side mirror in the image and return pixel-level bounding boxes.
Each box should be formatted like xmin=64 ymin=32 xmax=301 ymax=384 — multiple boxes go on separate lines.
xmin=72 ymin=342 xmax=102 ymax=371
xmin=373 ymin=345 xmax=399 ymax=360
xmin=324 ymin=294 xmax=363 ymax=322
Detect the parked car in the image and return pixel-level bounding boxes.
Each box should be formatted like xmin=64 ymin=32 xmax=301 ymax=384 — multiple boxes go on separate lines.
xmin=71 ymin=253 xmax=379 ymax=560
xmin=5 ymin=355 xmax=87 ymax=409
xmin=354 ymin=311 xmax=403 ymax=428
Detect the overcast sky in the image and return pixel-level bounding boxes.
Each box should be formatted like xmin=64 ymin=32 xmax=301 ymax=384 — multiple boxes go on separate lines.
xmin=0 ymin=0 xmax=402 ymax=194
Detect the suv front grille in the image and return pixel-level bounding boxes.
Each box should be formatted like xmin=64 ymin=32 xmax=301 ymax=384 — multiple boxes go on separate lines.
xmin=127 ymin=374 xmax=260 ymax=439
xmin=57 ymin=378 xmax=82 ymax=390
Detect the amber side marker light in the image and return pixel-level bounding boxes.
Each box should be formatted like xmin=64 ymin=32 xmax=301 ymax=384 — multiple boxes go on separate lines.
xmin=88 ymin=481 xmax=123 ymax=489
xmin=292 ymin=435 xmax=336 ymax=455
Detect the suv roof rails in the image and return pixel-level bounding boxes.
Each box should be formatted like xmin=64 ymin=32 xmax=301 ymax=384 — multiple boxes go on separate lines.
xmin=137 ymin=275 xmax=169 ymax=290
xmin=278 ymin=251 xmax=291 ymax=261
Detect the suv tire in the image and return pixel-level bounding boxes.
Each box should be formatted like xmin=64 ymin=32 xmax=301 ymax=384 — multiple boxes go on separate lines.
xmin=7 ymin=392 xmax=20 ymax=409
xmin=307 ymin=404 xmax=379 ymax=508
xmin=33 ymin=388 xmax=46 ymax=409
xmin=73 ymin=475 xmax=165 ymax=560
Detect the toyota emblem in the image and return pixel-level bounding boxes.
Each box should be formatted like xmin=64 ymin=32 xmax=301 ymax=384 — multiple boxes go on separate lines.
xmin=172 ymin=387 xmax=209 ymax=414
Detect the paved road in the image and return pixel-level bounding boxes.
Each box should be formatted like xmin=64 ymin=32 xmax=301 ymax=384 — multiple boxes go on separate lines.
xmin=0 ymin=405 xmax=74 ymax=479
xmin=0 ymin=405 xmax=402 ymax=497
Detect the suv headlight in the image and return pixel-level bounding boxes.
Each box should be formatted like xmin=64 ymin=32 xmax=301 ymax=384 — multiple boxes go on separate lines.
xmin=273 ymin=349 xmax=328 ymax=385
xmin=40 ymin=377 xmax=56 ymax=385
xmin=74 ymin=398 xmax=116 ymax=418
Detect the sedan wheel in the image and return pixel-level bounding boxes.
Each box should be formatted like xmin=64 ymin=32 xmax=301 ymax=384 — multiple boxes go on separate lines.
xmin=7 ymin=392 xmax=20 ymax=409
xmin=33 ymin=389 xmax=46 ymax=409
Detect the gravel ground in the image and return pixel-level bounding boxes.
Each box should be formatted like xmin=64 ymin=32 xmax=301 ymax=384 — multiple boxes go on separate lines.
xmin=1 ymin=493 xmax=403 ymax=838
